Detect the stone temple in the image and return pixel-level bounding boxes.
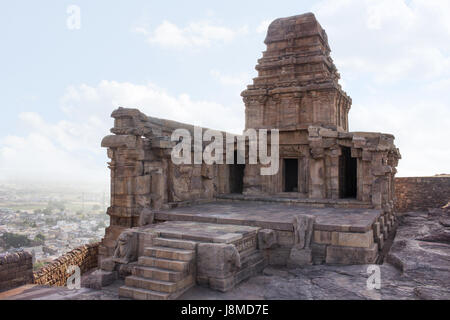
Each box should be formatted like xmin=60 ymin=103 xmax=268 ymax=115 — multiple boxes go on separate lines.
xmin=98 ymin=13 xmax=401 ymax=300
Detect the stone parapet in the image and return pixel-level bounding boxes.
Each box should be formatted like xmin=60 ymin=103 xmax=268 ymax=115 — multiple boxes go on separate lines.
xmin=33 ymin=243 xmax=99 ymax=286
xmin=395 ymin=177 xmax=450 ymax=212
xmin=0 ymin=251 xmax=33 ymax=292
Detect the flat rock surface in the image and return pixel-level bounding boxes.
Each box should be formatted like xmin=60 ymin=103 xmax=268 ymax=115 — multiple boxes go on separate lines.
xmin=180 ymin=264 xmax=415 ymax=300
xmin=180 ymin=210 xmax=450 ymax=300
xmin=385 ymin=210 xmax=450 ymax=299
xmin=156 ymin=201 xmax=381 ymax=232
xmin=139 ymin=220 xmax=259 ymax=243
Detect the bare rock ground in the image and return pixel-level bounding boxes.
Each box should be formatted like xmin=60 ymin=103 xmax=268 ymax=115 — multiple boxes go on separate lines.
xmin=181 ymin=209 xmax=450 ymax=300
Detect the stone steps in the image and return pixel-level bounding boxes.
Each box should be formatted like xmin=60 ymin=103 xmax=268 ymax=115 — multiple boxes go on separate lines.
xmin=119 ymin=285 xmax=171 ymax=300
xmin=119 ymin=237 xmax=197 ymax=300
xmin=125 ymin=274 xmax=194 ymax=293
xmin=138 ymin=256 xmax=191 ymax=272
xmin=144 ymin=246 xmax=194 ymax=261
xmin=132 ymin=265 xmax=185 ymax=282
xmin=153 ymin=237 xmax=197 ymax=250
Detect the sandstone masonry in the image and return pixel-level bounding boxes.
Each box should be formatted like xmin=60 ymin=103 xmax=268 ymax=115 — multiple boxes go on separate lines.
xmin=395 ymin=177 xmax=450 ymax=212
xmin=0 ymin=251 xmax=33 ymax=292
xmin=33 ymin=243 xmax=99 ymax=286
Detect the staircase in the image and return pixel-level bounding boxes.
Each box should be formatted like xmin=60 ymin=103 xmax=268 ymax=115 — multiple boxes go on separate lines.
xmin=119 ymin=237 xmax=197 ymax=300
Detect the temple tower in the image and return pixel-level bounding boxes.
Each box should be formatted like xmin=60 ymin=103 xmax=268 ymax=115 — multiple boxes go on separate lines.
xmin=242 ymin=13 xmax=351 ymax=132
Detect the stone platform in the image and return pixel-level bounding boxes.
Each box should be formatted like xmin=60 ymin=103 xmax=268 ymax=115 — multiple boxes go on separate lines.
xmin=154 ymin=200 xmax=394 ymax=266
xmin=103 ymin=200 xmax=395 ymax=299
xmin=156 ymin=200 xmax=382 ymax=233
xmin=140 ymin=220 xmax=260 ymax=244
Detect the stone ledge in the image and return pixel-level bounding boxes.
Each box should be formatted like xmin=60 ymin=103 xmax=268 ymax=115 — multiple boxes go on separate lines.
xmin=325 ymin=243 xmax=378 ymax=265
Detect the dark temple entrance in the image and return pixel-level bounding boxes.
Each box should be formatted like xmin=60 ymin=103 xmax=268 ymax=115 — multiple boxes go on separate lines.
xmin=339 ymin=147 xmax=357 ymax=198
xmin=284 ymin=159 xmax=298 ymax=192
xmin=230 ymin=151 xmax=245 ymax=194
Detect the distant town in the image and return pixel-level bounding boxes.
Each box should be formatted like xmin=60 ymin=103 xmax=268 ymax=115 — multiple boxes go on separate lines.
xmin=0 ymin=181 xmax=109 ymax=269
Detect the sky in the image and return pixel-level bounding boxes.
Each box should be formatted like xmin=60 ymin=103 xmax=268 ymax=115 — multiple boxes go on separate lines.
xmin=0 ymin=0 xmax=449 ymax=188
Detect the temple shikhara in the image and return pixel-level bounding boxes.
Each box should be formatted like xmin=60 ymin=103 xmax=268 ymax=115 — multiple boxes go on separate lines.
xmin=98 ymin=13 xmax=401 ymax=300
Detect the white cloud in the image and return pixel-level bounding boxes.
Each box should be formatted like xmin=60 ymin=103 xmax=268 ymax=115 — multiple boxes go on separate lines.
xmin=314 ymin=0 xmax=450 ymax=83
xmin=210 ymin=69 xmax=252 ymax=87
xmin=0 ymin=132 xmax=106 ymax=185
xmin=60 ymin=81 xmax=244 ymax=133
xmin=349 ymin=99 xmax=450 ymax=177
xmin=0 ymin=81 xmax=244 ymax=184
xmin=313 ymin=0 xmax=450 ymax=176
xmin=135 ymin=20 xmax=249 ymax=48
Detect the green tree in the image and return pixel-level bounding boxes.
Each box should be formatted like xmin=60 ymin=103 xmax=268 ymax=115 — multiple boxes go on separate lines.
xmin=1 ymin=232 xmax=31 ymax=249
xmin=34 ymin=233 xmax=45 ymax=245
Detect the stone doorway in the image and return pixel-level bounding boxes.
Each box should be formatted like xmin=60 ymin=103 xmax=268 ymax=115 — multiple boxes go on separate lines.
xmin=339 ymin=147 xmax=357 ymax=198
xmin=283 ymin=159 xmax=299 ymax=192
xmin=230 ymin=151 xmax=245 ymax=194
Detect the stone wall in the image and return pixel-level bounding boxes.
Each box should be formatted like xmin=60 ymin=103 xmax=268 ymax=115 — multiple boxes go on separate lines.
xmin=0 ymin=251 xmax=33 ymax=292
xmin=33 ymin=243 xmax=99 ymax=286
xmin=395 ymin=177 xmax=450 ymax=212
xmin=99 ymin=108 xmax=236 ymax=260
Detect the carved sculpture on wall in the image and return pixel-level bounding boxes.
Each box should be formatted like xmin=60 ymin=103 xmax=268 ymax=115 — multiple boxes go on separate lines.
xmin=197 ymin=243 xmax=242 ymax=278
xmin=224 ymin=244 xmax=242 ymax=273
xmin=258 ymin=229 xmax=278 ymax=250
xmin=288 ymin=214 xmax=316 ymax=266
xmin=112 ymin=230 xmax=138 ymax=264
xmin=138 ymin=207 xmax=154 ymax=227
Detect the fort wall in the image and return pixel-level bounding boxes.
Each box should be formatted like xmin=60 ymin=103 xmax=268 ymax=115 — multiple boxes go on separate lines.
xmin=395 ymin=177 xmax=450 ymax=212
xmin=0 ymin=251 xmax=33 ymax=292
xmin=33 ymin=242 xmax=99 ymax=286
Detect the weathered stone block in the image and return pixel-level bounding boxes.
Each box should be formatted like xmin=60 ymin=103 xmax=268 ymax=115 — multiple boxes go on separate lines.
xmin=275 ymin=231 xmax=295 ymax=246
xmin=258 ymin=229 xmax=277 ymax=249
xmin=81 ymin=270 xmax=117 ymax=289
xmin=197 ymin=243 xmax=241 ymax=278
xmin=331 ymin=230 xmax=374 ymax=248
xmin=326 ymin=243 xmax=378 ymax=265
xmin=135 ymin=175 xmax=151 ymax=195
xmin=101 ymin=135 xmax=137 ymax=148
xmin=372 ymin=222 xmax=381 ymax=238
xmin=288 ymin=248 xmax=312 ymax=267
xmin=313 ymin=230 xmax=332 ymax=244
xmin=311 ymin=243 xmax=327 ymax=265
xmin=263 ymin=247 xmax=290 ymax=266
